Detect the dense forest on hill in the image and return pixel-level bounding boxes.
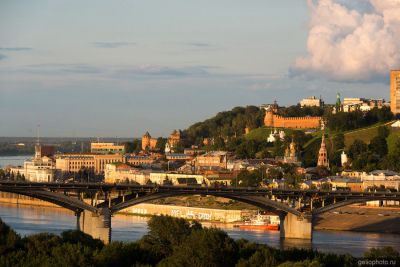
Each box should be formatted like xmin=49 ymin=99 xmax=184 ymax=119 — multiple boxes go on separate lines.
xmin=325 ymin=107 xmax=394 ymax=132
xmin=184 ymin=106 xmax=264 ymax=145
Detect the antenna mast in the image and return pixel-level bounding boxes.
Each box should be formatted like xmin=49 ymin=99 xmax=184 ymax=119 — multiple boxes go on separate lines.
xmin=36 ymin=124 xmax=40 ymax=145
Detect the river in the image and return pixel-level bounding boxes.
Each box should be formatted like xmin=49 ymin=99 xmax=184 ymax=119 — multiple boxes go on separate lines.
xmin=0 ymin=155 xmax=31 ymax=168
xmin=1 ymin=156 xmax=400 ymax=257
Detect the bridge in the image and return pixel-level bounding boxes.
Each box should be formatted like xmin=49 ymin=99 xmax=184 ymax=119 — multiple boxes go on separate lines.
xmin=0 ymin=181 xmax=399 ymax=244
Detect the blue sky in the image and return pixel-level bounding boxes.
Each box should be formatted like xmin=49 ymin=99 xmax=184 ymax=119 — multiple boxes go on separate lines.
xmin=0 ymin=0 xmax=396 ymax=137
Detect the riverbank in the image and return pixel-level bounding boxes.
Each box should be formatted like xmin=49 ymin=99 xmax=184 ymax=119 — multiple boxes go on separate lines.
xmin=314 ymin=205 xmax=400 ymax=234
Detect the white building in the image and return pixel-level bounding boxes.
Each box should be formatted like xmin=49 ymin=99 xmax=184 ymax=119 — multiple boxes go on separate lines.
xmin=391 ymin=120 xmax=400 ymax=128
xmin=342 ymin=98 xmax=385 ymax=113
xmin=149 ymin=172 xmax=205 ymax=185
xmin=104 ymin=163 xmax=149 ymax=184
xmin=267 ymin=129 xmax=285 ymax=143
xmin=299 ymin=96 xmax=323 ymax=107
xmin=10 ymin=155 xmax=56 ymax=182
xmin=361 ymin=170 xmax=400 ymax=181
xmin=341 ymin=151 xmax=348 ymax=167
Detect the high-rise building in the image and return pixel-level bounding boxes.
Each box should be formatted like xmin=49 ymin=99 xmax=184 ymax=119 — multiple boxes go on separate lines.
xmin=390 ymin=70 xmax=400 ymax=115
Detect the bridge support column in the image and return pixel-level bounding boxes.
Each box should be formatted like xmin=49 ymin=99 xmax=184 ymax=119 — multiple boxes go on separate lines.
xmin=79 ymin=208 xmax=111 ymax=244
xmin=279 ymin=213 xmax=313 ymax=240
xmin=75 ymin=211 xmax=81 ymax=231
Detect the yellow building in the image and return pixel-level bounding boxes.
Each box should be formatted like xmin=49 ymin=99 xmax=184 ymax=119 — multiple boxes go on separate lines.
xmin=195 ymin=151 xmax=231 ymax=169
xmin=390 ymin=70 xmax=400 ymax=115
xmin=55 ymin=153 xmax=124 ymax=174
xmin=90 ymin=142 xmax=125 ymax=154
xmin=125 ymin=155 xmax=155 ymax=166
xmin=341 ymin=170 xmax=363 ymax=178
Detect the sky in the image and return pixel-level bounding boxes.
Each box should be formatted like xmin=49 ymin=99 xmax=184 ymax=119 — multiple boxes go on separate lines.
xmin=0 ymin=0 xmax=399 ymax=137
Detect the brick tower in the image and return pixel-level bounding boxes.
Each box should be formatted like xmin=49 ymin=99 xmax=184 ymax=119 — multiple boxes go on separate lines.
xmin=317 ymin=134 xmax=329 ymax=168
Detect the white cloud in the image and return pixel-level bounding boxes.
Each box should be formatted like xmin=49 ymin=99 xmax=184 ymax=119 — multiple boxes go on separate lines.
xmin=291 ymin=0 xmax=400 ymax=82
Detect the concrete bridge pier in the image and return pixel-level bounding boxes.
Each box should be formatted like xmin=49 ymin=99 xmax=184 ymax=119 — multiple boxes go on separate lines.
xmin=279 ymin=213 xmax=313 ymax=240
xmin=79 ymin=208 xmax=111 ymax=244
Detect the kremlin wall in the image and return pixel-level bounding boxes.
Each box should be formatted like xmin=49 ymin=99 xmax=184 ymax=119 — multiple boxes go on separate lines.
xmin=264 ymin=102 xmax=321 ymax=129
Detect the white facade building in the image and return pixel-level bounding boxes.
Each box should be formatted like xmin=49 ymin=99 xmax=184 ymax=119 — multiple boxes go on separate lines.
xmin=267 ymin=129 xmax=285 ymax=143
xmin=341 ymin=151 xmax=348 ymax=167
xmin=299 ymin=96 xmax=323 ymax=107
xmin=104 ymin=163 xmax=150 ymax=184
xmin=361 ymin=170 xmax=400 ymax=181
xmin=10 ymin=156 xmax=56 ymax=182
xmin=149 ymin=172 xmax=205 ymax=185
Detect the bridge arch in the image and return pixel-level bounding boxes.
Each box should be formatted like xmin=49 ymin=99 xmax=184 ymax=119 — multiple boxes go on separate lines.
xmin=312 ymin=198 xmax=392 ymax=215
xmin=0 ymin=188 xmax=97 ymax=213
xmin=109 ymin=191 xmax=303 ymax=217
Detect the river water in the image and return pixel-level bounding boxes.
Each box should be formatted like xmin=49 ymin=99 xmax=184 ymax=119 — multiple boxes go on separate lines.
xmin=0 ymin=155 xmax=31 ymax=168
xmin=1 ymin=156 xmax=400 ymax=257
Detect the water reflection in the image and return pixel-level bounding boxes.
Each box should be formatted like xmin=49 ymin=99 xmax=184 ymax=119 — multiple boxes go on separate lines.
xmin=0 ymin=203 xmax=399 ymax=257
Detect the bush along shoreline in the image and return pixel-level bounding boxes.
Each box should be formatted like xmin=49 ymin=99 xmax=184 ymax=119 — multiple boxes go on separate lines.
xmin=0 ymin=216 xmax=399 ymax=267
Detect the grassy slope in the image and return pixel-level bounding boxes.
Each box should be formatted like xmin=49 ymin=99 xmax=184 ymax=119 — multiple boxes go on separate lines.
xmin=343 ymin=121 xmax=395 ymax=148
xmin=387 ymin=128 xmax=400 ymax=154
xmin=245 ymin=127 xmax=310 ymax=142
xmin=246 ymin=121 xmax=398 ymax=153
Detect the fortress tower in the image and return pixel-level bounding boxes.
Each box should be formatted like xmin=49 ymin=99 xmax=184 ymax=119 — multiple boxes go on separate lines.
xmin=263 ymin=101 xmax=278 ymax=127
xmin=141 ymin=132 xmax=151 ymax=151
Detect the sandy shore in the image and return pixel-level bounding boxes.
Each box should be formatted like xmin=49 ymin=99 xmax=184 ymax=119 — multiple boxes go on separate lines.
xmin=314 ymin=205 xmax=400 ymax=234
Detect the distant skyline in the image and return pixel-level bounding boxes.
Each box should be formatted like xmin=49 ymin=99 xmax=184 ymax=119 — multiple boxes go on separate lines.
xmin=1 ymin=0 xmax=399 ymax=137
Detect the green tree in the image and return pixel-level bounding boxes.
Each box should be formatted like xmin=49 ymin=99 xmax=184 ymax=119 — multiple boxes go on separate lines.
xmin=377 ymin=126 xmax=390 ymax=138
xmin=368 ymin=136 xmax=388 ymax=157
xmin=158 ymin=228 xmax=238 ymax=267
xmin=364 ymin=246 xmax=400 ymax=261
xmin=332 ymin=133 xmax=345 ymax=150
xmin=237 ymin=170 xmax=262 ymax=187
xmin=61 ymin=230 xmax=103 ymax=250
xmin=0 ymin=219 xmax=20 ymax=255
xmin=49 ymin=243 xmax=94 ymax=267
xmin=141 ymin=215 xmax=200 ymax=259
xmin=155 ymin=138 xmax=167 ymax=152
xmin=267 ymin=168 xmax=283 ymax=180
xmin=0 ymin=169 xmax=6 ymax=179
xmin=94 ymin=242 xmax=148 ymax=267
xmin=347 ymin=139 xmax=368 ymax=159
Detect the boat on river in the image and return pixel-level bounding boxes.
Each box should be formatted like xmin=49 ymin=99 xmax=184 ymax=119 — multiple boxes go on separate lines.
xmin=234 ymin=212 xmax=280 ymax=231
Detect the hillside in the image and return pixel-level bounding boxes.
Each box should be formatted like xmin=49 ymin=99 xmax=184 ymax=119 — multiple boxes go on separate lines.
xmin=387 ymin=128 xmax=400 ymax=154
xmin=184 ymin=106 xmax=264 ymax=145
xmin=245 ymin=127 xmax=302 ymax=142
xmin=344 ymin=121 xmax=396 ymax=148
